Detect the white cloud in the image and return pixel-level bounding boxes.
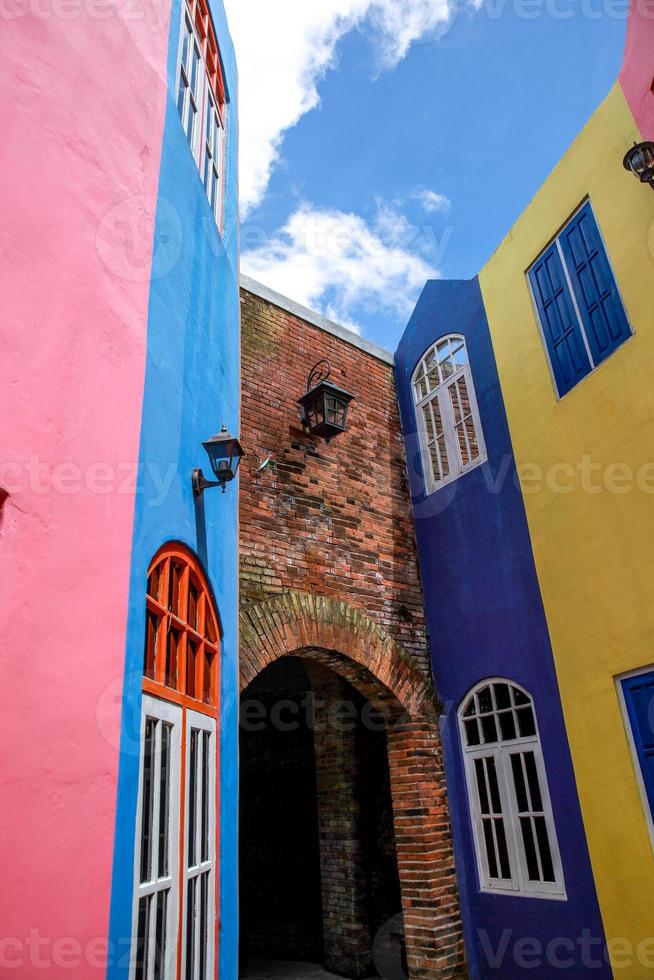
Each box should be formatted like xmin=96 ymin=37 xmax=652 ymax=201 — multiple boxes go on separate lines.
xmin=241 ymin=203 xmax=438 ymax=329
xmin=413 ymin=188 xmax=452 ymax=213
xmin=223 ymin=0 xmax=460 ymax=213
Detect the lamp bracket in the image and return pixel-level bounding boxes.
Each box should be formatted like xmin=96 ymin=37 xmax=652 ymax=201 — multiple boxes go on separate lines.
xmin=192 ymin=468 xmax=227 ymax=497
xmin=307 ymin=359 xmax=331 ymax=392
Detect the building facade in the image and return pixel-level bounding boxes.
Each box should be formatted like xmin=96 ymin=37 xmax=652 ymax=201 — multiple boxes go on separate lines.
xmin=1 ymin=1 xmax=241 ymax=978
xmin=395 ymin=6 xmax=654 ymax=977
xmin=238 ymin=279 xmax=466 ymax=979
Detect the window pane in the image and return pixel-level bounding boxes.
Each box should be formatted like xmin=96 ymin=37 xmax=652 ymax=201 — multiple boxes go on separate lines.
xmin=205 ymin=612 xmax=217 ymax=645
xmin=188 ymin=730 xmax=198 ymax=867
xmin=177 ymin=76 xmax=187 ymax=118
xmin=169 ymin=561 xmax=183 ymax=616
xmin=463 ymin=697 xmax=476 ymax=718
xmin=464 ymin=718 xmax=481 ymax=747
xmin=449 ymin=379 xmax=464 ymax=425
xmin=498 ymin=710 xmax=517 ymax=742
xmin=517 ymin=707 xmax=536 ymax=738
xmin=154 ymin=889 xmax=168 ymax=980
xmin=166 ymin=630 xmax=180 ymax=690
xmin=495 ymin=818 xmax=511 ymax=879
xmin=477 ymin=687 xmax=493 ymax=714
xmin=199 ymin=872 xmax=209 ymax=980
xmin=185 ymin=878 xmax=196 ymax=979
xmin=140 ymin=719 xmax=156 ymax=883
xmin=485 ymin=757 xmax=502 ymax=814
xmin=201 ymin=732 xmax=211 ymax=862
xmin=158 ymin=723 xmax=172 ymax=879
xmin=190 ymin=42 xmax=200 ymax=96
xmin=456 ymin=422 xmax=472 ymax=467
xmin=144 ymin=611 xmax=159 ymax=680
xmin=188 ymin=581 xmax=199 ymax=631
xmin=481 ymin=715 xmax=498 ymax=745
xmin=414 ymin=370 xmax=428 ymax=402
xmin=524 ymin=752 xmax=543 ymax=811
xmin=474 ymin=758 xmax=490 ymax=815
xmin=185 ymin=103 xmax=196 ymax=145
xmin=535 ymin=817 xmax=556 ymax=882
xmin=452 ymin=342 xmax=468 ymax=370
xmin=203 ymin=651 xmax=215 ymax=705
xmin=494 ymin=684 xmax=511 ymax=710
xmin=482 ymin=820 xmax=498 ymax=879
xmin=148 ymin=564 xmax=163 ymax=602
xmin=520 ymin=817 xmax=541 ymax=881
xmin=511 ymin=753 xmax=529 ymax=813
xmin=513 ymin=688 xmax=531 ymax=706
xmin=186 ymin=640 xmax=197 ymax=699
xmin=135 ymin=895 xmax=151 ymax=980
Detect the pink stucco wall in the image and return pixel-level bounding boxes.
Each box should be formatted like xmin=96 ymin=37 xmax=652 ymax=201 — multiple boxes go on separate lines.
xmin=0 ymin=7 xmax=170 ymax=975
xmin=620 ymin=0 xmax=654 ymax=136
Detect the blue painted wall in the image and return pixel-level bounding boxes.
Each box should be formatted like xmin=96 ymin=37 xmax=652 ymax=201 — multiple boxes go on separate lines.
xmin=107 ymin=2 xmax=240 ymax=977
xmin=395 ymin=279 xmax=608 ymax=978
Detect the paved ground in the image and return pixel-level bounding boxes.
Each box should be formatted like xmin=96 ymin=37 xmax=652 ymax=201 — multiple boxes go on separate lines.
xmin=240 ymin=959 xmax=374 ymax=980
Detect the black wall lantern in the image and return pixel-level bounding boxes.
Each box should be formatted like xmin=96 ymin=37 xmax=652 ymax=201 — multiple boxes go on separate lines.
xmin=298 ymin=360 xmax=355 ymax=443
xmin=623 ymin=141 xmax=654 ymax=190
xmin=192 ymin=424 xmax=244 ymax=496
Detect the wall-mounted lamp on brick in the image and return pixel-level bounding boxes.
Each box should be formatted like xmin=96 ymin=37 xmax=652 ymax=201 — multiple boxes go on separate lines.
xmin=298 ymin=360 xmax=356 ymax=443
xmin=192 ymin=423 xmax=244 ymax=496
xmin=623 ymin=140 xmax=654 ymax=190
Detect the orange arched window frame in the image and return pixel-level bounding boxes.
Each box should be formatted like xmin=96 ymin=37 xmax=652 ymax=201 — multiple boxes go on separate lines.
xmin=187 ymin=0 xmax=226 ymax=121
xmin=143 ymin=543 xmax=220 ymax=720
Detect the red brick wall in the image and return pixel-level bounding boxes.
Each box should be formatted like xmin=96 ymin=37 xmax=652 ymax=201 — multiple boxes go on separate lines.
xmin=239 ymin=286 xmax=466 ymax=979
xmin=239 ymin=286 xmax=431 ymax=679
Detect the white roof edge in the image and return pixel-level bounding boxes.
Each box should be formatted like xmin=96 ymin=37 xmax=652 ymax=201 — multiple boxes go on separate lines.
xmin=240 ymin=274 xmax=395 ymax=366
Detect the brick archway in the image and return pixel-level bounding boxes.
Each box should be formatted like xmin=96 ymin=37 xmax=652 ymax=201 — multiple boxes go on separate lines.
xmin=240 ymin=592 xmax=466 ymax=979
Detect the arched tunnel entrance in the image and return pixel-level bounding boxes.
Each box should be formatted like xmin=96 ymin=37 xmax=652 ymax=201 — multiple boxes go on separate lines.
xmin=237 ymin=594 xmax=466 ymax=980
xmin=239 ymin=657 xmax=404 ymax=978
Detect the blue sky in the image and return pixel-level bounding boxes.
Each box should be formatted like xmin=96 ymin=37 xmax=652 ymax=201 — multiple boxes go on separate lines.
xmin=224 ymin=0 xmax=627 ymax=351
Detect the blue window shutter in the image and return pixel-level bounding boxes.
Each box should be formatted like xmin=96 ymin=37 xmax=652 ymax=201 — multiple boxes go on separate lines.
xmin=622 ymin=672 xmax=654 ymax=823
xmin=559 ymin=203 xmax=631 ymax=366
xmin=529 ymin=243 xmax=592 ymax=396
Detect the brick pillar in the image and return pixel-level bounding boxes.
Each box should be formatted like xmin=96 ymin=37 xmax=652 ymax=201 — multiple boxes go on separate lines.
xmin=387 ymin=720 xmax=466 ymax=980
xmin=311 ymin=672 xmax=373 ymax=978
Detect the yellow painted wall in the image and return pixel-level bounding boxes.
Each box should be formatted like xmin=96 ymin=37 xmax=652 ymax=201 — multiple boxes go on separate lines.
xmin=479 ymin=83 xmax=654 ymax=973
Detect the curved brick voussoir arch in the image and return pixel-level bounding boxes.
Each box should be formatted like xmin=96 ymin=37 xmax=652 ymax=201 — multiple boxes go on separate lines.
xmin=239 ymin=591 xmax=438 ymax=724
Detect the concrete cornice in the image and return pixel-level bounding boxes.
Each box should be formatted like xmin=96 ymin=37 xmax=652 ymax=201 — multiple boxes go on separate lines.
xmin=240 ymin=274 xmax=395 ymax=366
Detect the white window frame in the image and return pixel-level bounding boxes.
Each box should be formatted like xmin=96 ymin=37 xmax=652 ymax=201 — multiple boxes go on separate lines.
xmin=175 ymin=2 xmax=226 ymax=230
xmin=181 ymin=709 xmax=217 ymax=980
xmin=176 ymin=10 xmax=203 ymax=165
xmin=616 ymin=665 xmax=654 ymax=853
xmin=412 ymin=334 xmax=486 ymax=495
xmin=131 ymin=696 xmax=183 ymax=980
xmin=203 ymin=89 xmax=224 ymax=227
xmin=459 ymin=679 xmax=566 ymax=901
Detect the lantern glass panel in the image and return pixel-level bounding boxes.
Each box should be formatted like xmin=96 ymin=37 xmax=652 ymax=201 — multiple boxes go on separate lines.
xmin=326 ymin=396 xmax=346 ymax=429
xmin=307 ymin=394 xmax=325 ymax=430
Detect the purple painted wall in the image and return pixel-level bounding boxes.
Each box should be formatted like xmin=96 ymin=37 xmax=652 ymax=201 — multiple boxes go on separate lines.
xmin=395 ymin=279 xmax=608 ymax=978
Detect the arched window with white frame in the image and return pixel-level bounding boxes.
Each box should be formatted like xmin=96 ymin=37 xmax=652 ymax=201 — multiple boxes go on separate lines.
xmin=412 ymin=335 xmax=486 ymax=492
xmin=459 ymin=680 xmax=565 ymax=899
xmin=131 ymin=544 xmax=221 ymax=980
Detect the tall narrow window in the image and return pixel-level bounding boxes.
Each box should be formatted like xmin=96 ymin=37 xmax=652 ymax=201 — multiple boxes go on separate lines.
xmin=412 ymin=335 xmax=486 ymax=493
xmin=203 ymin=92 xmax=223 ymax=223
xmin=619 ymin=669 xmax=654 ymax=843
xmin=528 ymin=201 xmax=631 ymax=397
xmin=175 ymin=0 xmax=228 ymax=229
xmin=132 ymin=545 xmax=220 ymax=980
xmin=459 ymin=681 xmax=565 ymax=898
